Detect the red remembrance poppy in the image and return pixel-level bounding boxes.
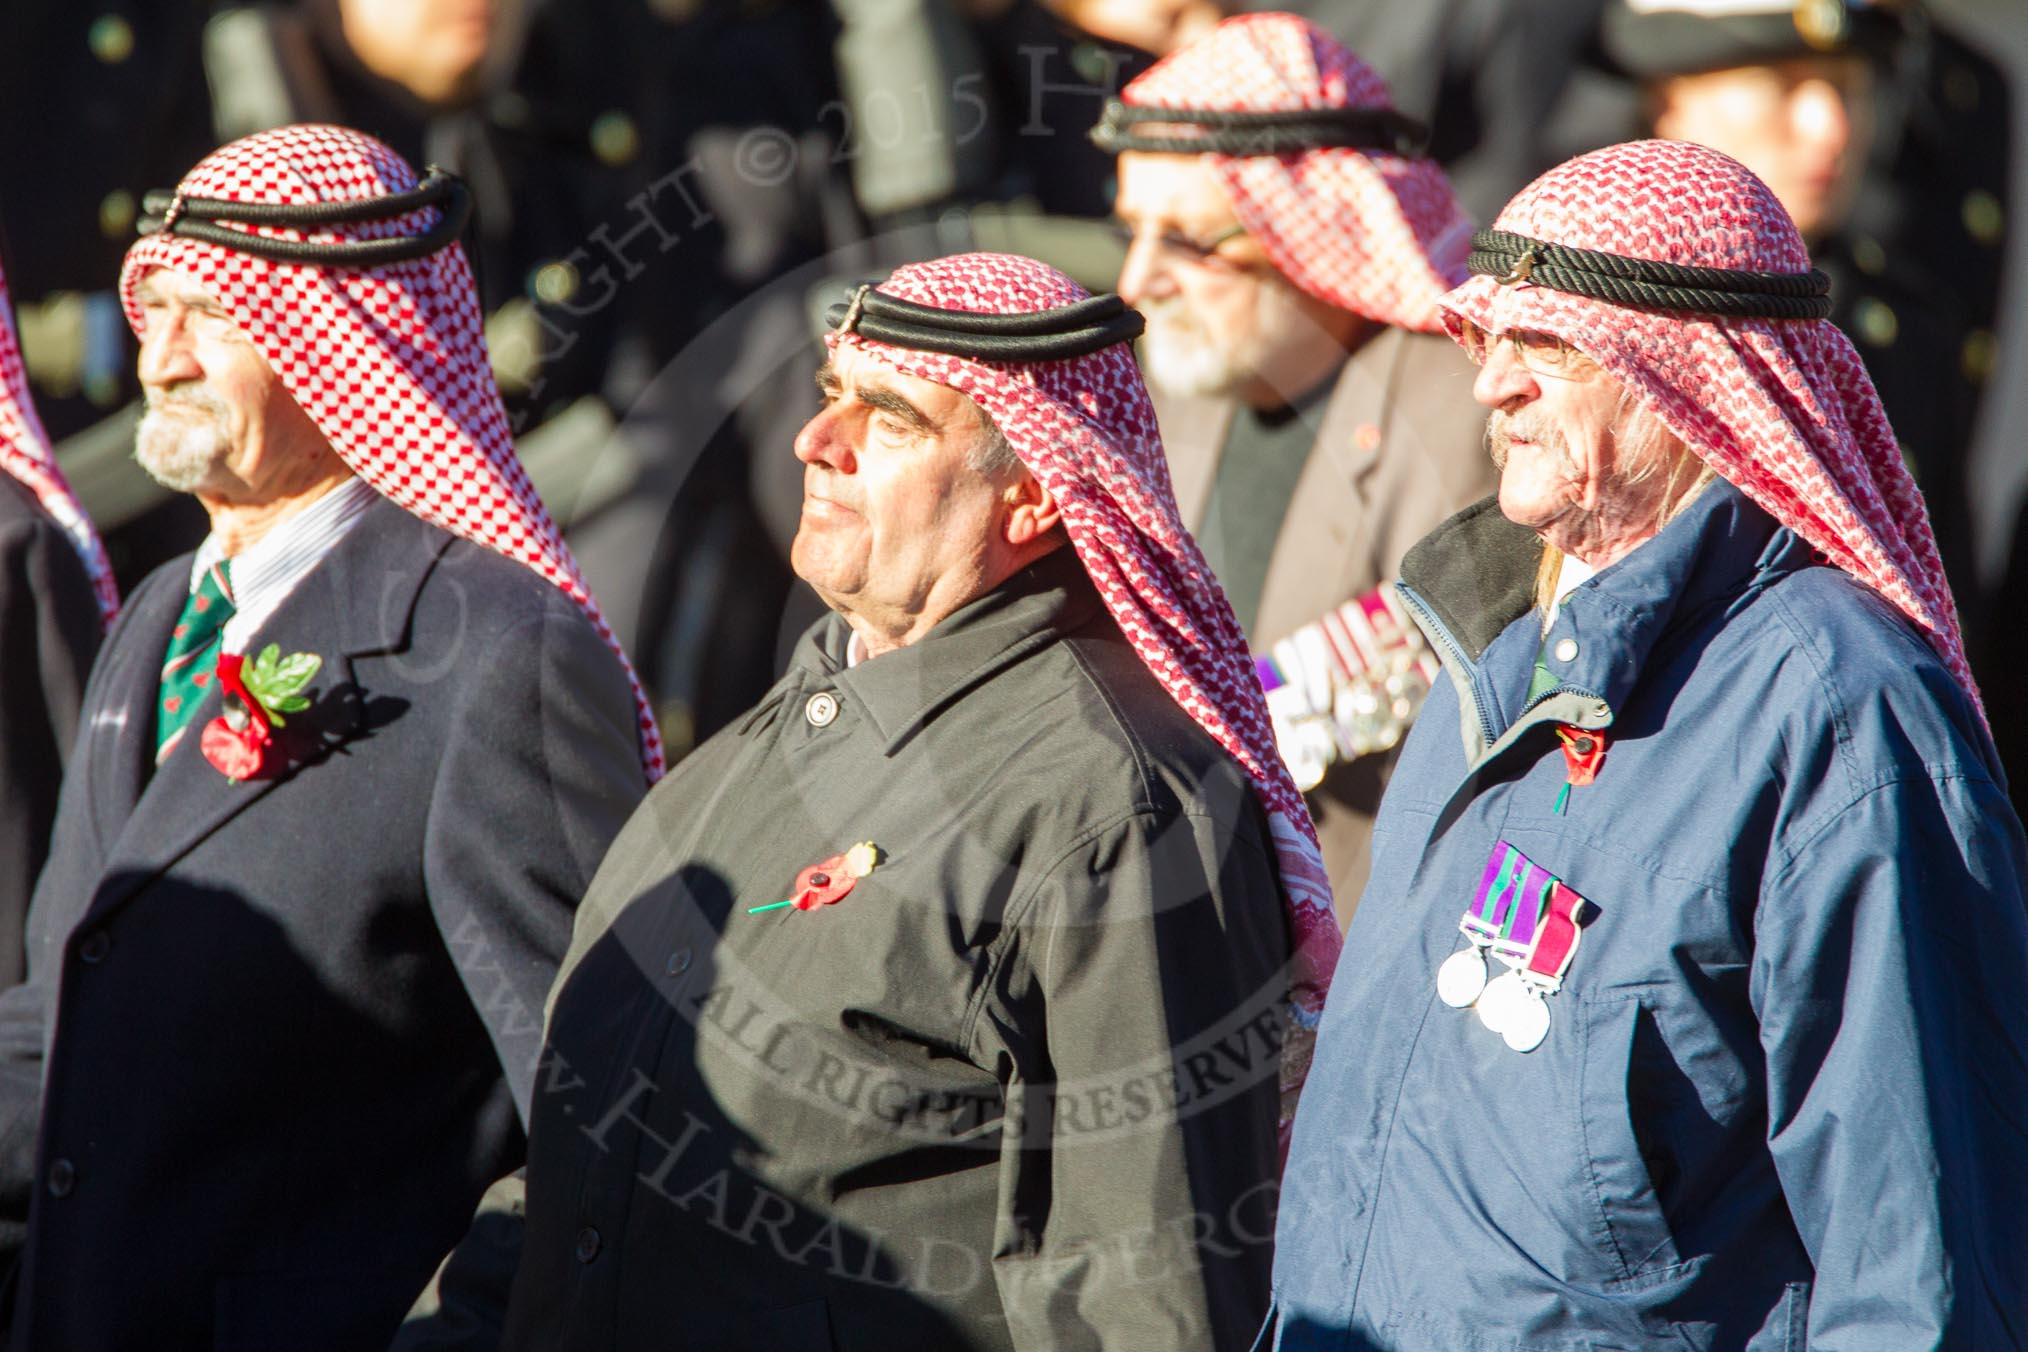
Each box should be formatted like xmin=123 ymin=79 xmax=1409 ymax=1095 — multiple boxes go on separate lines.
xmin=1555 ymin=726 xmax=1607 ymax=787
xmin=200 ymin=716 xmax=272 ymax=782
xmin=747 ymin=843 xmax=886 ymax=915
xmin=791 ymin=855 xmax=857 ymax=911
xmin=200 ymin=653 xmax=277 ymax=782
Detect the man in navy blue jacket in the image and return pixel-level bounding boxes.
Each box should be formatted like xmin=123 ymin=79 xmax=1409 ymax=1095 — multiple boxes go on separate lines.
xmin=1268 ymin=140 xmax=2028 ymax=1348
xmin=0 ymin=126 xmax=655 ymax=1350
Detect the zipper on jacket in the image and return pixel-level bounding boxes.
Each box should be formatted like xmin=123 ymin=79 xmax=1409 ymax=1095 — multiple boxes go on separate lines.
xmin=1397 ymin=584 xmax=1498 ymax=752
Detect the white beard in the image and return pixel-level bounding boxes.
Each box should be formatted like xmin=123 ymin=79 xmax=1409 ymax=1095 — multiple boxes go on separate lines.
xmin=135 ymin=393 xmax=232 ymax=493
xmin=1139 ymin=296 xmax=1248 ymax=399
xmin=1137 ymin=276 xmax=1329 ymax=403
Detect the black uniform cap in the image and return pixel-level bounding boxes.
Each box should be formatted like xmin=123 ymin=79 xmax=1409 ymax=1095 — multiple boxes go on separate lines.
xmin=1600 ymin=0 xmax=1903 ymax=80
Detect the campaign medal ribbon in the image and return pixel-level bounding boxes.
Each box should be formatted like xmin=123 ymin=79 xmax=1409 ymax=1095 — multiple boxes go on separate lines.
xmin=749 ymin=842 xmax=884 ymax=914
xmin=1435 ymin=840 xmax=1546 ymax=1008
xmin=1435 ymin=840 xmax=1593 ymax=1051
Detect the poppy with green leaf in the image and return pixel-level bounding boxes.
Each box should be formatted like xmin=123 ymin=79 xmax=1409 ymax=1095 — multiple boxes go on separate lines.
xmin=200 ymin=644 xmax=324 ymax=781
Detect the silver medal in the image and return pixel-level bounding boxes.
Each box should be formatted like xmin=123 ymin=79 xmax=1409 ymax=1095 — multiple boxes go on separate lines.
xmin=1474 ymin=969 xmax=1527 ymax=1035
xmin=1500 ymin=988 xmax=1552 ymax=1053
xmin=1435 ymin=946 xmax=1488 ymax=1008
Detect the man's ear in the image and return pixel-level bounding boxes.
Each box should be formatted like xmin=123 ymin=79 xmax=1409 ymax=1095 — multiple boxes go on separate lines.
xmin=1002 ymin=471 xmax=1062 ymax=548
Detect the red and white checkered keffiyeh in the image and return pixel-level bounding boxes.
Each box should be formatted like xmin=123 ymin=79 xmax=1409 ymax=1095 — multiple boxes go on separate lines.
xmin=1119 ymin=12 xmax=1474 ymax=334
xmin=0 ymin=258 xmax=118 ymax=626
xmin=118 ymin=124 xmax=663 ymax=779
xmin=1439 ymin=140 xmax=1979 ymax=714
xmin=831 ymin=253 xmax=1343 ymax=1128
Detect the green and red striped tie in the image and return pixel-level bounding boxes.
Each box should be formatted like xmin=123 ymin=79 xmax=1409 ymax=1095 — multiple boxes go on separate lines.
xmin=157 ymin=560 xmax=235 ymax=764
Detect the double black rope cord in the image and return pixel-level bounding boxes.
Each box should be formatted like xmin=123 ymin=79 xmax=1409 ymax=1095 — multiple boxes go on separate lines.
xmin=826 ymin=286 xmax=1145 ymax=361
xmin=136 ymin=169 xmax=472 ymax=269
xmin=1090 ymin=99 xmax=1429 ymax=159
xmin=1468 ymin=229 xmax=1832 ymax=320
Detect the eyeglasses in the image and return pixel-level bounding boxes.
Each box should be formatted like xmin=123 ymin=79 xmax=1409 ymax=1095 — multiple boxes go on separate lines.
xmin=1455 ymin=320 xmax=1592 ymax=379
xmin=1112 ymin=220 xmax=1254 ymax=269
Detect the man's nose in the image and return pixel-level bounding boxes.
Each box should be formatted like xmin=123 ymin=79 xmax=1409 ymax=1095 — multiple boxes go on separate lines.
xmin=137 ymin=312 xmax=200 ymax=389
xmin=793 ymin=403 xmax=857 ymax=473
xmin=1471 ymin=342 xmax=1539 ymax=410
xmin=1115 ymin=227 xmax=1172 ymax=306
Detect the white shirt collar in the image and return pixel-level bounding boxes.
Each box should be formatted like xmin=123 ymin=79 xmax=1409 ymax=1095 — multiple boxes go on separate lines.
xmin=190 ymin=477 xmax=381 ymax=654
xmin=1544 ymin=551 xmax=1598 ymax=629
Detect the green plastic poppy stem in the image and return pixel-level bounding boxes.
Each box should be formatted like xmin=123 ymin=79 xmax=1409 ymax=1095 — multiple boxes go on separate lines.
xmin=747 ymin=899 xmax=795 ymax=914
xmin=1553 ymin=782 xmax=1571 ymax=815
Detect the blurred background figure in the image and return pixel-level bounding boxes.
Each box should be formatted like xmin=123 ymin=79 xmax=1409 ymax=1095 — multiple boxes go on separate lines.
xmin=824 ymin=0 xmax=1200 ymax=274
xmin=1619 ymin=0 xmax=1877 ymax=242
xmin=0 ymin=256 xmax=112 ymax=988
xmin=1255 ymin=0 xmax=1623 ymax=224
xmin=1100 ymin=14 xmax=1495 ymax=917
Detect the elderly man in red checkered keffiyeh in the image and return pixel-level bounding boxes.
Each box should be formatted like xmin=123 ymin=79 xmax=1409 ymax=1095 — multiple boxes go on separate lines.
xmin=1263 ymin=139 xmax=2027 ymax=1349
xmin=407 ymin=250 xmax=1335 ymax=1349
xmin=1094 ymin=13 xmax=1497 ymax=917
xmin=118 ymin=124 xmax=662 ymax=777
xmin=817 ymin=253 xmax=1342 ymax=1038
xmin=0 ymin=125 xmax=659 ymax=1350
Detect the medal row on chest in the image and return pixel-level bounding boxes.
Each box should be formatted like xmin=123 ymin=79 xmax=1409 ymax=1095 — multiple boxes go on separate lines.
xmin=1435 ymin=838 xmax=1596 ymax=1052
xmin=1256 ymin=584 xmax=1440 ymax=791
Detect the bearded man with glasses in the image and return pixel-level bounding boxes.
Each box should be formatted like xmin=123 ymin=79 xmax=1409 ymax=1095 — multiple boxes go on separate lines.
xmin=1095 ymin=13 xmax=1496 ymax=920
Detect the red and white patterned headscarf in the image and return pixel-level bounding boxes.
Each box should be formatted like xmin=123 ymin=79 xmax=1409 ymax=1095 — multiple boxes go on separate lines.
xmin=830 ymin=253 xmax=1343 ymax=1126
xmin=1439 ymin=140 xmax=1978 ymax=713
xmin=118 ymin=124 xmax=663 ymax=779
xmin=1115 ymin=12 xmax=1474 ymax=333
xmin=0 ymin=258 xmax=118 ymax=625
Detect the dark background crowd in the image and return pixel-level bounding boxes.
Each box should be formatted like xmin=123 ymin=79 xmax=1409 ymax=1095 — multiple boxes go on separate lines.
xmin=3 ymin=0 xmax=2023 ymax=798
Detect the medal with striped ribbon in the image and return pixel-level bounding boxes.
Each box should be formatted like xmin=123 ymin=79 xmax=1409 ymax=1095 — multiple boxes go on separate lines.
xmin=1436 ymin=839 xmax=1593 ymax=1051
